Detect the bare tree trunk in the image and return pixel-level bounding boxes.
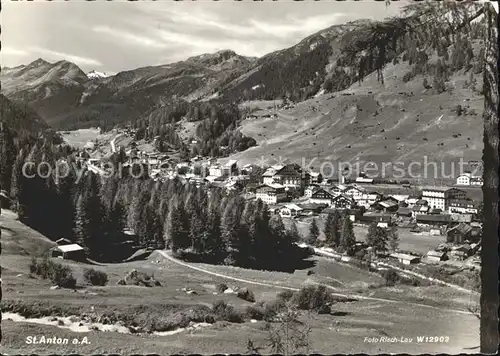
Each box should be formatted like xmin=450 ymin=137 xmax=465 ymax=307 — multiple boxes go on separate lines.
xmin=481 ymin=2 xmax=499 ymax=354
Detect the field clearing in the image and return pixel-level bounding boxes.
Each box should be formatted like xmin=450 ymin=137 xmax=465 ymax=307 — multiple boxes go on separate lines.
xmin=59 ymin=128 xmax=103 ymax=149
xmin=353 ymin=225 xmax=447 ymax=255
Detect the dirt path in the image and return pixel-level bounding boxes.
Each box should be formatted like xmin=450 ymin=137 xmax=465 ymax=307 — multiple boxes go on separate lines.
xmin=155 ymin=250 xmax=474 ymax=315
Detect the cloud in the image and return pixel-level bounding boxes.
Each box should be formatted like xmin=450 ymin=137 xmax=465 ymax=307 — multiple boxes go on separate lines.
xmin=249 ymin=13 xmax=349 ymax=39
xmin=29 ymin=47 xmax=102 ymax=67
xmin=92 ymin=26 xmax=168 ymax=49
xmin=2 ymin=47 xmax=30 ymax=57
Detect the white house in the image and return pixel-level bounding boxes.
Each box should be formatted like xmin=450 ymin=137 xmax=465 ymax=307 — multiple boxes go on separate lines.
xmin=343 ymin=185 xmax=365 ymax=202
xmin=456 ymin=173 xmax=471 ymax=186
xmin=279 ymin=203 xmax=303 ymax=218
xmin=390 ymin=253 xmax=420 ymax=265
xmin=421 ymin=187 xmax=467 ymax=211
xmin=255 ymin=184 xmax=287 ymax=205
xmin=456 ymin=173 xmax=483 ymax=186
xmin=304 ymin=185 xmax=321 ymax=198
xmin=447 ymin=199 xmax=478 ymax=214
xmin=358 ymin=191 xmax=383 ymax=208
xmin=262 ymin=165 xmax=283 ymax=185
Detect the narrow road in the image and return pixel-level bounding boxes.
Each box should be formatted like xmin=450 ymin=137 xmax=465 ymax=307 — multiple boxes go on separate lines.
xmin=155 ymin=250 xmax=475 ymax=316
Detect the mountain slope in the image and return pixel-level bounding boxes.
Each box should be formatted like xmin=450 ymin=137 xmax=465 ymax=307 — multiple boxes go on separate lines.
xmin=224 ymin=46 xmax=484 ymax=180
xmin=0 ymin=94 xmax=49 ymax=136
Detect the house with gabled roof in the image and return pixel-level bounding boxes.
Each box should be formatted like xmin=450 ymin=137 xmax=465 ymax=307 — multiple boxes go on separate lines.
xmin=309 ymin=188 xmax=336 ymax=206
xmin=446 ymin=222 xmax=473 ymax=244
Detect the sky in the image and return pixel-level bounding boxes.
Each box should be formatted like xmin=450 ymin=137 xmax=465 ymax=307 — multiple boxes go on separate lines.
xmin=2 ymin=0 xmax=407 ymax=74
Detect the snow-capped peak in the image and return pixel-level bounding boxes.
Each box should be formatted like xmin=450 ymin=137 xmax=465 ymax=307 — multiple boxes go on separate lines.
xmin=87 ymin=70 xmax=109 ymax=79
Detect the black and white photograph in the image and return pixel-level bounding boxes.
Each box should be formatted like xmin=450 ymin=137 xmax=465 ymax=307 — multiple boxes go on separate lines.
xmin=0 ymin=0 xmax=498 ymax=354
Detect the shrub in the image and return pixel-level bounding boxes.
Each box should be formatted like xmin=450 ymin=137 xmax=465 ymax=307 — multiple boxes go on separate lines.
xmin=292 ymin=285 xmax=332 ymax=311
xmin=237 ymin=288 xmax=255 ymax=303
xmin=277 ymin=290 xmax=295 ymax=302
xmin=83 ymin=268 xmax=108 ymax=286
xmin=29 ymin=257 xmax=76 ymax=289
xmin=400 ymin=276 xmax=421 ymax=287
xmin=216 ymin=283 xmax=229 ymax=293
xmin=383 ymin=269 xmax=399 ymax=286
xmin=51 ymin=265 xmax=76 ymax=289
xmin=245 ymin=305 xmax=265 ymax=321
xmin=211 ymin=300 xmax=244 ymax=323
xmin=263 ymin=300 xmax=286 ymax=322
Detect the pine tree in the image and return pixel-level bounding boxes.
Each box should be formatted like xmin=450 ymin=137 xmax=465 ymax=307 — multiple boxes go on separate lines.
xmin=74 ymin=194 xmax=91 ymax=256
xmin=340 ymin=215 xmax=356 ymax=255
xmin=307 ymin=218 xmax=320 ymax=245
xmin=288 ymin=220 xmax=301 ymax=243
xmin=388 ymin=226 xmax=400 ymax=252
xmin=164 ymin=203 xmax=185 ymax=251
xmin=221 ymin=200 xmax=242 ymax=264
xmin=324 ymin=211 xmax=341 ymax=248
xmin=366 ymin=222 xmax=388 ymax=255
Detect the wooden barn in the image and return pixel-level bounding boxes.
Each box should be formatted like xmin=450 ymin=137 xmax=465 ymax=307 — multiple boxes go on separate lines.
xmin=50 ymin=244 xmax=86 ymax=262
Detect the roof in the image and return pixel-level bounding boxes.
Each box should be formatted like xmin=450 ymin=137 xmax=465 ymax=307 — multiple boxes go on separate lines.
xmin=224 ymin=160 xmax=238 ymax=167
xmin=298 ymin=203 xmax=327 ymax=210
xmin=427 ymin=250 xmax=446 ymax=257
xmin=263 ymin=168 xmax=278 ymax=177
xmin=448 ymin=199 xmax=476 ymax=206
xmin=412 ymin=205 xmax=429 ymax=212
xmin=416 ymin=214 xmax=451 ymax=222
xmin=447 ymin=222 xmax=473 ymax=235
xmin=53 ymin=244 xmax=84 ymax=253
xmin=421 ymin=186 xmax=451 ymax=192
xmin=390 ymin=253 xmax=420 ymax=261
xmin=283 ymin=203 xmax=303 ymax=211
xmin=390 ymin=194 xmax=410 ymax=202
xmin=378 ymin=200 xmax=399 ymax=208
xmin=397 ymin=207 xmax=412 ymax=215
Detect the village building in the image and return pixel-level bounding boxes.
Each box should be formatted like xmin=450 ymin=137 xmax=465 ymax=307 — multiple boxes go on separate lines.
xmin=390 ymin=194 xmax=410 ymax=203
xmin=343 ymin=185 xmax=365 ymax=201
xmin=456 ymin=173 xmax=483 ymax=186
xmin=321 ymin=208 xmax=362 ymax=222
xmin=372 ymin=197 xmax=399 ymax=212
xmin=309 ymin=188 xmax=336 ymax=206
xmin=405 ymin=197 xmax=420 ymax=208
xmin=447 ymin=199 xmax=478 ymax=214
xmin=279 ymin=203 xmax=303 ymax=218
xmin=298 ymin=203 xmax=327 ymax=216
xmin=450 ymin=213 xmax=473 ymax=223
xmin=255 ymin=184 xmax=287 ymax=204
xmin=396 ymin=207 xmax=412 ymax=218
xmin=426 ymin=250 xmax=448 ymax=262
xmin=49 ymin=244 xmax=86 ymax=262
xmin=357 ymin=191 xmax=383 ymax=209
xmin=304 ymin=184 xmax=321 ymax=198
xmin=273 ymin=163 xmax=308 ymax=189
xmin=355 ymin=176 xmax=374 ymax=183
xmin=331 ymin=194 xmax=356 ymax=210
xmin=55 ymin=238 xmax=73 ymax=245
xmin=309 ymin=171 xmax=323 ymax=184
xmin=446 ymin=222 xmax=473 ymax=244
xmin=390 ymin=252 xmax=421 ymax=265
xmin=357 ymin=213 xmax=392 ymax=226
xmin=415 ymin=214 xmax=452 ymax=226
xmin=421 ymin=187 xmax=467 ymax=211
xmin=262 ymin=165 xmax=284 ymax=185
